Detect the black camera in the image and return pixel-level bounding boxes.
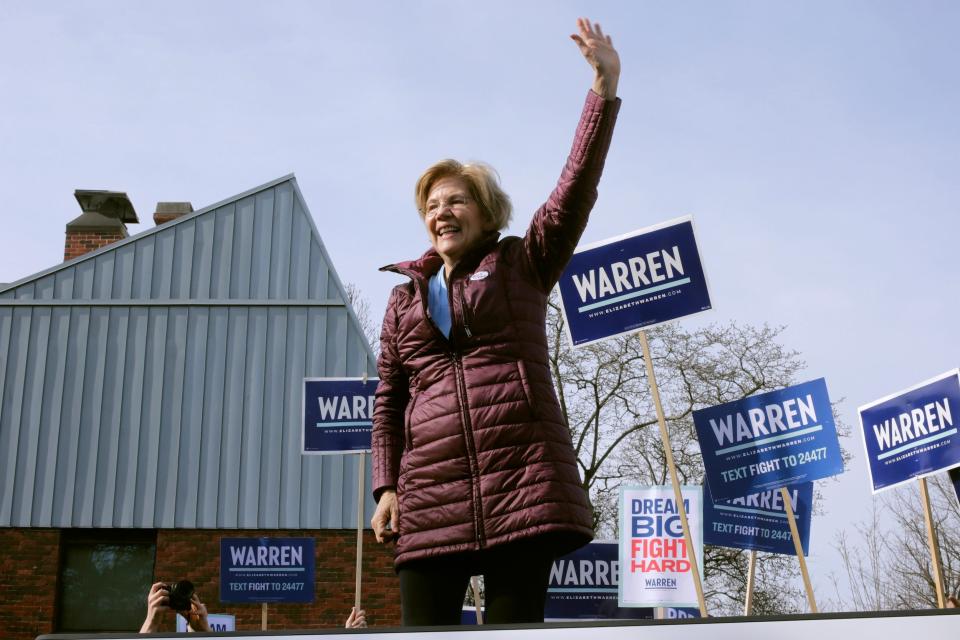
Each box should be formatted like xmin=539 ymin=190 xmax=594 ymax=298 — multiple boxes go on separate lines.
xmin=165 ymin=580 xmax=195 ymax=611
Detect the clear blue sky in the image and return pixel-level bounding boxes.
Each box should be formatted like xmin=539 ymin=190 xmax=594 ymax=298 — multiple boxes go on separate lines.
xmin=2 ymin=0 xmax=958 ymax=607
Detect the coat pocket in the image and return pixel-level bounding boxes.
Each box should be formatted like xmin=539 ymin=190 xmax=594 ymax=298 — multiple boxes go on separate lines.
xmin=403 ymin=390 xmax=419 ymax=451
xmin=516 ymin=360 xmax=539 ymax=419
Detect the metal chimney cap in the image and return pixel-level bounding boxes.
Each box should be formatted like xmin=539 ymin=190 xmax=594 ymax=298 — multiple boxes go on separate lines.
xmin=154 ymin=202 xmax=194 ymax=215
xmin=73 ymin=190 xmax=139 ymax=224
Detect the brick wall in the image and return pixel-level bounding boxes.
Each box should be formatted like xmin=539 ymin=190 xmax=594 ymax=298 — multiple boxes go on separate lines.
xmin=153 ymin=529 xmax=401 ymax=631
xmin=0 ymin=528 xmax=400 ymax=639
xmin=64 ymin=229 xmax=126 ymax=261
xmin=0 ymin=529 xmax=60 ymax=640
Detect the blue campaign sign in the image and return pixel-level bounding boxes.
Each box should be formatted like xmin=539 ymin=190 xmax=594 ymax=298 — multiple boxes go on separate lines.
xmin=663 ymin=608 xmax=701 ymax=619
xmin=546 ymin=542 xmax=653 ymax=620
xmin=220 ymin=537 xmax=315 ymax=604
xmin=951 ymin=467 xmax=960 ymax=506
xmin=693 ymin=378 xmax=844 ymax=500
xmin=302 ymin=377 xmax=377 ymax=454
xmin=557 ymin=217 xmax=712 ymax=347
xmin=460 ymin=607 xmax=485 ymax=625
xmin=703 ymin=481 xmax=813 ymax=555
xmin=858 ymin=369 xmax=960 ymax=493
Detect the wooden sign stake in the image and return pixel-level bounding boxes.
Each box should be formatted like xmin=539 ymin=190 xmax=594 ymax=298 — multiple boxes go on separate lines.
xmin=639 ymin=330 xmax=708 ymax=617
xmin=779 ymin=487 xmax=817 ymax=612
xmin=919 ymin=477 xmax=946 ymax=607
xmin=261 ymin=603 xmax=268 ymax=630
xmin=470 ymin=576 xmax=484 ymax=624
xmin=355 ymin=452 xmax=366 ymax=611
xmin=743 ymin=549 xmax=757 ymax=616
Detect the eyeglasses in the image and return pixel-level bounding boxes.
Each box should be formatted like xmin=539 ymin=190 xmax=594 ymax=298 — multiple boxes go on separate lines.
xmin=423 ymin=195 xmax=472 ymax=218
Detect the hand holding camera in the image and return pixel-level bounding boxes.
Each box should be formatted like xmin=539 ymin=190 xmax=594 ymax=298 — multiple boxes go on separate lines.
xmin=164 ymin=580 xmax=195 ymax=612
xmin=139 ymin=580 xmax=211 ymax=634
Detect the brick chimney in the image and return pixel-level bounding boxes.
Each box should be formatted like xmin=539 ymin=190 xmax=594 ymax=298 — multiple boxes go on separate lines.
xmin=65 ymin=190 xmax=139 ymax=261
xmin=153 ymin=201 xmax=193 ymax=226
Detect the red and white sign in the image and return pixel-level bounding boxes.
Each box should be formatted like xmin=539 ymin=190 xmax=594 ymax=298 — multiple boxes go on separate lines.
xmin=619 ymin=485 xmax=702 ymax=608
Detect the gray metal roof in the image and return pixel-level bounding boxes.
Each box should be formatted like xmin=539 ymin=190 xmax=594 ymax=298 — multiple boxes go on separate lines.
xmin=0 ymin=175 xmax=378 ymax=529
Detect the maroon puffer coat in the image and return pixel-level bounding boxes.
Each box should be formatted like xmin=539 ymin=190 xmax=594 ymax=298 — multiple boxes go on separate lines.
xmin=373 ymin=90 xmax=620 ymax=567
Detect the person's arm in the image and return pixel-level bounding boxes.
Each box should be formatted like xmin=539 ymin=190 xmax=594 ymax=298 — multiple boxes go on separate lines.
xmin=523 ymin=17 xmax=622 ymax=290
xmin=139 ymin=582 xmax=170 ymax=634
xmin=185 ymin=593 xmax=212 ymax=633
xmin=370 ymin=287 xmax=408 ymax=543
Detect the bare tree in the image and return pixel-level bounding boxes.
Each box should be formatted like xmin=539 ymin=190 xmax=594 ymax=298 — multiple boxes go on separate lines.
xmin=830 ymin=474 xmax=960 ymax=610
xmin=546 ymin=293 xmax=824 ymax=614
xmin=829 ymin=504 xmax=898 ymax=610
xmin=345 ymin=282 xmax=379 ymax=355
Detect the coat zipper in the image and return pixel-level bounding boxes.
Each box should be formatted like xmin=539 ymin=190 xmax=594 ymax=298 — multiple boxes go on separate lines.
xmin=389 ymin=262 xmax=484 ymax=547
xmin=452 ymin=352 xmax=486 ymax=549
xmin=445 ymin=270 xmax=473 ymax=339
xmin=458 ymin=281 xmax=473 ymax=338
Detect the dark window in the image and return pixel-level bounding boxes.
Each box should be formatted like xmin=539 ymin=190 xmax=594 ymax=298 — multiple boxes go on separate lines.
xmin=57 ymin=530 xmax=157 ymax=632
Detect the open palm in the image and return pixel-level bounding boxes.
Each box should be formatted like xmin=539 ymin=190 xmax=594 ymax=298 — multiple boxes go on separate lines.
xmin=570 ymin=17 xmax=621 ymax=99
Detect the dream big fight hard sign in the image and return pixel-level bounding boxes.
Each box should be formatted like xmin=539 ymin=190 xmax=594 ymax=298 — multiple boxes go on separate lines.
xmin=619 ymin=485 xmax=703 ymax=608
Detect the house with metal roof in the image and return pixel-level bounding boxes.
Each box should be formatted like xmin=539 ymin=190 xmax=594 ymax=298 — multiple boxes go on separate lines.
xmin=0 ymin=175 xmax=400 ymax=637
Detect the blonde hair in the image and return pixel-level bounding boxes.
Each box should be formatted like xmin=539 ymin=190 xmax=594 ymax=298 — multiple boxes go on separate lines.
xmin=415 ymin=160 xmax=513 ymax=231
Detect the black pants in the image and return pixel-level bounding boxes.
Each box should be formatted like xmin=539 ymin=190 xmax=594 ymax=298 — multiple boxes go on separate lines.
xmin=399 ymin=540 xmax=555 ymax=626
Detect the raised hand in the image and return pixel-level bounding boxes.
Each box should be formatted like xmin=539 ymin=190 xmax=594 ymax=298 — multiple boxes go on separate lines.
xmin=570 ymin=17 xmax=621 ymax=100
xmin=139 ymin=582 xmax=171 ymax=633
